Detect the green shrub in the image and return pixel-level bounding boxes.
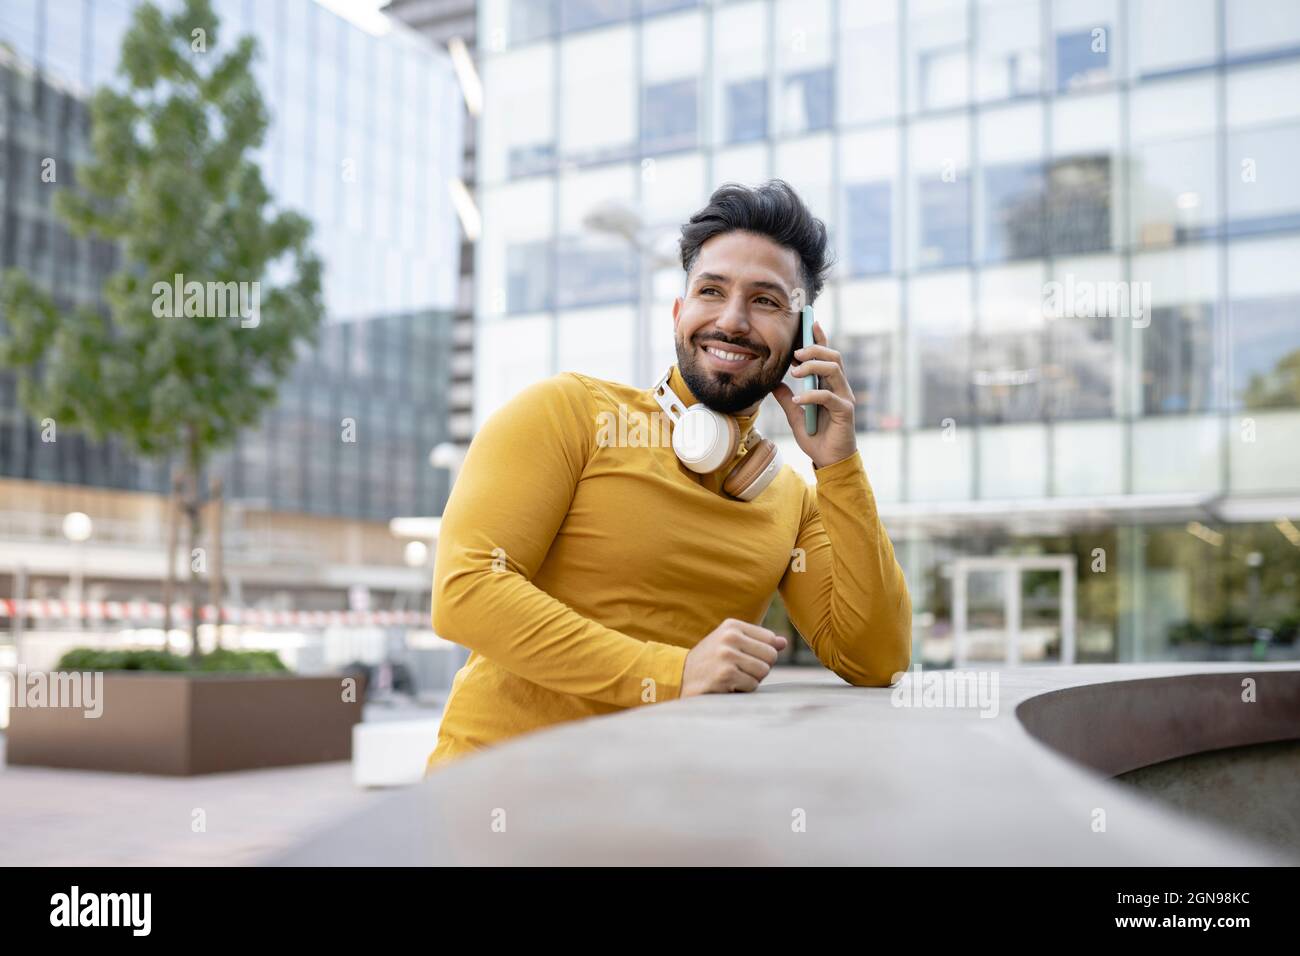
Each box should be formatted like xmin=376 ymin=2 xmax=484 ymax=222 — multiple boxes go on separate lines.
xmin=54 ymin=647 xmax=288 ymax=673
xmin=1166 ymin=620 xmax=1206 ymax=645
xmin=196 ymin=648 xmax=288 ymax=673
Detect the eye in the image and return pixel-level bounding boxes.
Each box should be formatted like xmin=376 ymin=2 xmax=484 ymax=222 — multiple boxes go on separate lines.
xmin=756 ymin=296 xmax=779 ymax=307
xmin=700 ymin=287 xmax=721 ymax=297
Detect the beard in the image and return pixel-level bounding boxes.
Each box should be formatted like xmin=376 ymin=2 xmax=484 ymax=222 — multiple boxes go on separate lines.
xmin=676 ymin=329 xmax=797 ymax=414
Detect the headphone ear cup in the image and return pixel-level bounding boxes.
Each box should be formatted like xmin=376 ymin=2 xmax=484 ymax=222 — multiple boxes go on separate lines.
xmin=673 ymin=406 xmax=739 ymax=474
xmin=723 ymin=437 xmax=781 ymax=500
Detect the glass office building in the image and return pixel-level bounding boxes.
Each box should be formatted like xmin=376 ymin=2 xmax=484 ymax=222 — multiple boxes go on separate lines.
xmin=0 ymin=0 xmax=463 ymax=520
xmin=472 ymin=0 xmax=1300 ymax=664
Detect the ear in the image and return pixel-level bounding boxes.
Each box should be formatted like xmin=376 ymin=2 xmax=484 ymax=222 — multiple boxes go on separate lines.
xmin=671 ymin=295 xmax=683 ymax=331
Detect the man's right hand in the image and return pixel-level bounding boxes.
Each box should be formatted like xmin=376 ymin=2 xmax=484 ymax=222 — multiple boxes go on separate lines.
xmin=680 ymin=618 xmax=789 ymax=696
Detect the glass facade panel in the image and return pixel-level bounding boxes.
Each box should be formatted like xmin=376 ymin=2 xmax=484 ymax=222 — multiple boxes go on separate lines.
xmin=641 ymin=10 xmax=703 ymax=155
xmin=974 ymin=263 xmax=1046 ymax=424
xmin=1129 ymin=77 xmax=1219 ymax=248
xmin=908 ymin=0 xmax=969 ymax=113
xmin=560 ymin=25 xmax=636 ymax=165
xmin=1128 ymin=0 xmax=1216 ymax=78
xmin=775 ymin=0 xmax=834 ymax=136
xmin=909 ymin=117 xmax=971 ymax=269
xmin=1226 ymin=0 xmax=1300 ymax=60
xmin=1134 ymin=246 xmax=1221 ymax=415
xmin=482 ymin=45 xmax=555 ymax=183
xmin=975 ymin=0 xmax=1042 ymax=102
xmin=839 ymin=2 xmax=897 ymax=123
xmin=1229 ymin=236 xmax=1300 ymax=411
xmin=1226 ymin=62 xmax=1300 ymax=236
xmin=1053 ymin=0 xmax=1118 ymax=92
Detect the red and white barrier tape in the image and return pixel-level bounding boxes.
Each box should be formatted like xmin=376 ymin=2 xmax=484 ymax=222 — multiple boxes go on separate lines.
xmin=0 ymin=599 xmax=426 ymax=628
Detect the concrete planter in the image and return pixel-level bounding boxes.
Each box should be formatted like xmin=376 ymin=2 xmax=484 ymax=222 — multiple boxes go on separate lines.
xmin=6 ymin=672 xmax=361 ymax=775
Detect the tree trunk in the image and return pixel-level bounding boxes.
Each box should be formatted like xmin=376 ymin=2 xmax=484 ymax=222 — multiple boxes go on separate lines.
xmin=208 ymin=475 xmax=224 ymax=651
xmin=185 ymin=469 xmax=204 ymax=662
xmin=161 ymin=470 xmax=182 ymax=646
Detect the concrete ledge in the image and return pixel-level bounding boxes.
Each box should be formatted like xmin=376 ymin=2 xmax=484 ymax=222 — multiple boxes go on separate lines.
xmin=1016 ymin=670 xmax=1300 ymax=777
xmin=271 ymin=663 xmax=1300 ymax=865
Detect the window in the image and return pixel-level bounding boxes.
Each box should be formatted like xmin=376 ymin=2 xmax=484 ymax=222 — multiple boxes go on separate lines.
xmin=1129 ymin=77 xmax=1218 ymax=248
xmin=509 ymin=143 xmax=558 ymax=178
xmin=908 ymin=0 xmax=969 ymax=112
xmin=842 ymin=333 xmax=897 ymax=429
xmin=918 ymin=175 xmax=971 ymax=268
xmin=560 ymin=0 xmax=632 ymax=33
xmin=1047 ymin=156 xmax=1112 ymax=254
xmin=641 ymin=10 xmax=703 ymax=154
xmin=1230 ymin=236 xmax=1300 ymax=410
xmin=842 ymin=280 xmax=903 ymax=430
xmin=1233 ymin=296 xmax=1300 ymax=409
xmin=1226 ymin=63 xmax=1300 ymax=237
xmin=555 ymin=237 xmax=636 ymax=309
xmin=781 ymin=69 xmax=834 ymax=134
xmin=910 ymin=118 xmax=970 ymax=269
xmin=506 ymin=240 xmax=554 ymax=313
xmin=840 ymin=2 xmax=898 ymax=122
xmin=1226 ymin=0 xmax=1300 ymax=61
xmin=507 ymin=0 xmax=556 ymax=45
xmin=1128 ymin=0 xmax=1215 ymax=78
xmin=1142 ymin=305 xmax=1217 ymax=414
xmin=725 ymin=78 xmax=767 ymax=144
xmin=974 ymin=265 xmax=1047 ymax=424
xmin=1134 ymin=246 xmax=1220 ymax=415
xmin=1053 ymin=0 xmax=1118 ymax=92
xmin=909 ymin=272 xmax=974 ymax=427
xmin=482 ymin=43 xmax=556 ymax=183
xmin=642 ymin=79 xmax=698 ymax=154
xmin=641 ymin=0 xmax=698 ymax=15
xmin=845 ymin=183 xmax=892 ymax=276
xmin=560 ymin=26 xmax=636 ymax=166
xmin=841 ymin=127 xmax=897 ymax=278
xmin=976 ymin=0 xmax=1042 ymax=101
xmin=984 ymin=162 xmax=1046 ymax=262
xmin=1055 ymin=29 xmax=1110 ymax=91
xmin=1046 ymin=313 xmax=1116 ymax=419
xmin=712 ymin=0 xmax=767 ymax=146
xmin=776 ymin=0 xmax=834 ymax=134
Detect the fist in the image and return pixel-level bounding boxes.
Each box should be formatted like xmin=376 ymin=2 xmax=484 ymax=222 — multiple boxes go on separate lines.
xmin=681 ymin=618 xmax=789 ymax=697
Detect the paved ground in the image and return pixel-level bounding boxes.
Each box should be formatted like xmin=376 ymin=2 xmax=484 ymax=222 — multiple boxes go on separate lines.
xmin=0 ymin=700 xmax=446 ymax=866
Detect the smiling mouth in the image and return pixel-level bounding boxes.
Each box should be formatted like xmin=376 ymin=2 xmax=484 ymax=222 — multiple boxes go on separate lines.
xmin=701 ymin=343 xmax=760 ymax=367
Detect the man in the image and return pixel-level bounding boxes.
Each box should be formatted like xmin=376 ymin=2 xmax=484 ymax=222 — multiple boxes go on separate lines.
xmin=426 ymin=180 xmax=911 ymax=771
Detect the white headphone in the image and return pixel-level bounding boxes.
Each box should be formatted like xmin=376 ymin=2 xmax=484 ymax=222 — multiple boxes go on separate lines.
xmin=652 ymin=368 xmax=784 ymax=501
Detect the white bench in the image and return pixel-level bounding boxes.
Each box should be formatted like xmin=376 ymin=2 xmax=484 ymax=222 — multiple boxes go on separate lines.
xmin=352 ymin=717 xmax=442 ymax=788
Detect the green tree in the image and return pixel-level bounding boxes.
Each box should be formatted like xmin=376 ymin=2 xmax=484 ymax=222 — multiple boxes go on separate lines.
xmin=0 ymin=0 xmax=323 ymax=655
xmin=1242 ymin=348 xmax=1300 ymax=409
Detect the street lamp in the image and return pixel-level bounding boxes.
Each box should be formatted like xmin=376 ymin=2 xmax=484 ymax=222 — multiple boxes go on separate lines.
xmin=430 ymin=442 xmax=465 ymax=471
xmin=403 ymin=540 xmax=430 ymax=569
xmin=582 ymin=199 xmax=679 ymax=386
xmin=62 ymin=511 xmax=93 ymax=629
xmin=62 ymin=511 xmax=92 ymax=543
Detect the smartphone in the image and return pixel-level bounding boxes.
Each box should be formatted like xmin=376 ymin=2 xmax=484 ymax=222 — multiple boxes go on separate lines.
xmin=800 ymin=305 xmax=818 ymax=436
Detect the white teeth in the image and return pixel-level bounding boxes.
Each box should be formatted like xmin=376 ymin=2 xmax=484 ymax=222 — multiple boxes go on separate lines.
xmin=706 ymin=346 xmax=752 ymax=362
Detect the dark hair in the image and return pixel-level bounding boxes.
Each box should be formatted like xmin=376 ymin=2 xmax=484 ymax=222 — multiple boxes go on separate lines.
xmin=678 ymin=179 xmax=832 ymax=304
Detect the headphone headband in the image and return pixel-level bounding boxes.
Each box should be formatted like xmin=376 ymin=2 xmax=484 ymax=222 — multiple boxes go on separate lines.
xmin=652 ymin=368 xmax=688 ymax=423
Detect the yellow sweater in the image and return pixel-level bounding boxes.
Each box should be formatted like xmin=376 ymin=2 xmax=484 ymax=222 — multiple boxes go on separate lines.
xmin=425 ymin=364 xmax=912 ymax=771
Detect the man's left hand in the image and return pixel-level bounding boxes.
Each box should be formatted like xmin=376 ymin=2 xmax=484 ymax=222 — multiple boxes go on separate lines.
xmin=771 ymin=319 xmax=858 ymax=470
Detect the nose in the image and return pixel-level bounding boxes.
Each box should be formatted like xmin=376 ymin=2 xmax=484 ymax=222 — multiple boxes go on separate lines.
xmin=713 ymin=294 xmax=752 ymax=337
